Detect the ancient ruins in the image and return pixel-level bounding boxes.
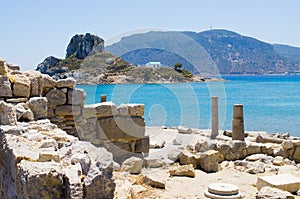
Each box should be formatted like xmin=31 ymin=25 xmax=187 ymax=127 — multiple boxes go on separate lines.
xmin=1 ymin=58 xmax=300 ymax=198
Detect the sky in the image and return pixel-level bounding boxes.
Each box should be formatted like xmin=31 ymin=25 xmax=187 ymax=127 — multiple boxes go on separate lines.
xmin=1 ymin=0 xmax=300 ymax=71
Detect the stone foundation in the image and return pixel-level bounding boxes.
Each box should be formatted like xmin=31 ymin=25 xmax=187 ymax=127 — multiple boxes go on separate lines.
xmin=0 ymin=120 xmax=116 ymax=199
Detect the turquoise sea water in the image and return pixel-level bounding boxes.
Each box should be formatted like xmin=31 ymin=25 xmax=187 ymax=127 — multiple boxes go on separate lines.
xmin=77 ymin=75 xmax=300 ymax=137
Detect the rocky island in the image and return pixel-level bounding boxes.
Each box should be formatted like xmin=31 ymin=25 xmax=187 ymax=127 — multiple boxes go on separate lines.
xmin=36 ymin=33 xmax=223 ymax=84
xmin=1 ymin=57 xmax=300 ymax=198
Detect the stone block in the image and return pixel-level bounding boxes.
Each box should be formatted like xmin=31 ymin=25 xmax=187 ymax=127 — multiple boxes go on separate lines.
xmin=135 ymin=136 xmax=150 ymax=153
xmin=293 ymin=146 xmax=300 ymax=162
xmin=118 ymin=103 xmax=144 ymax=117
xmin=0 ymin=75 xmax=12 ymax=97
xmin=83 ymin=102 xmax=118 ymax=119
xmin=56 ymin=78 xmax=76 ymax=88
xmin=17 ymin=160 xmax=63 ymax=199
xmin=257 ymin=174 xmax=300 ymax=193
xmin=256 ymin=186 xmax=295 ymax=199
xmin=0 ymin=59 xmax=8 ymax=75
xmin=97 ymin=116 xmax=145 ymax=140
xmin=28 ymin=97 xmax=48 ymax=120
xmin=121 ymin=157 xmax=143 ymax=174
xmin=0 ymin=101 xmax=17 ymax=125
xmin=42 ymin=74 xmax=56 ymax=88
xmin=12 ymin=74 xmax=31 ymax=98
xmin=6 ymin=98 xmax=28 ymax=103
xmin=55 ymin=105 xmax=81 ymax=116
xmin=45 ymin=89 xmax=66 ymax=107
xmin=68 ymin=88 xmax=86 ymax=105
xmin=199 ymin=150 xmax=220 ymax=172
xmin=180 ymin=151 xmax=200 ymax=168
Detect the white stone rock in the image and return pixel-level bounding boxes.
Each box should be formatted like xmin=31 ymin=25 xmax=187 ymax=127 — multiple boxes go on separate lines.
xmin=121 ymin=157 xmax=143 ymax=174
xmin=257 ymin=174 xmax=300 ymax=193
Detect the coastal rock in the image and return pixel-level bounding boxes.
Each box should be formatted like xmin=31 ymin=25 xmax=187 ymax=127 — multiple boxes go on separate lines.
xmin=256 ymin=186 xmax=295 ymax=199
xmin=66 ymin=33 xmax=104 ymax=59
xmin=36 ymin=56 xmax=60 ymax=74
xmin=28 ymin=97 xmax=48 ymax=120
xmin=0 ymin=75 xmax=12 ymax=97
xmin=45 ymin=89 xmax=66 ymax=107
xmin=13 ymin=74 xmax=31 ymax=98
xmin=121 ymin=157 xmax=143 ymax=174
xmin=0 ymin=101 xmax=17 ymax=125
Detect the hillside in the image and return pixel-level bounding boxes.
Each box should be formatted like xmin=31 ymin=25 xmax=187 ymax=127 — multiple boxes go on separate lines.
xmin=106 ymin=30 xmax=300 ymax=75
xmin=273 ymin=44 xmax=300 ymax=66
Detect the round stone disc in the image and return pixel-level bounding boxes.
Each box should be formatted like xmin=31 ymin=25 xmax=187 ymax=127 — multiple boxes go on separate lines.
xmin=207 ymin=183 xmax=239 ymax=196
xmin=204 ymin=189 xmax=244 ymax=199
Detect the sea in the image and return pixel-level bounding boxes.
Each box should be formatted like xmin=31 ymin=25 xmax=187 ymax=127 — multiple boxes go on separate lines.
xmin=77 ymin=75 xmax=300 ymax=137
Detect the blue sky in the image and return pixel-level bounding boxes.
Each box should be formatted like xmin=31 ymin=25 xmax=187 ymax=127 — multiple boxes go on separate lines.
xmin=1 ymin=0 xmax=300 ymax=71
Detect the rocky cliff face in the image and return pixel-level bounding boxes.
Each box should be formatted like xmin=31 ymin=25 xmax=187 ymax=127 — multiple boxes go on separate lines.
xmin=66 ymin=33 xmax=104 ymax=59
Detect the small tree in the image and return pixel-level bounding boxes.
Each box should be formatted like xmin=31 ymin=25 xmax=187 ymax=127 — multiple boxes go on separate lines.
xmin=174 ymin=63 xmax=182 ymax=70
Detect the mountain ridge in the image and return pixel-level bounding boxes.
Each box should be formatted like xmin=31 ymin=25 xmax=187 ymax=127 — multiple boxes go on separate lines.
xmin=106 ymin=29 xmax=300 ymax=75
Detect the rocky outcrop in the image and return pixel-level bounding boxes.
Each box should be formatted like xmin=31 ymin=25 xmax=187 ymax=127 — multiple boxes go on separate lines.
xmin=0 ymin=120 xmax=116 ymax=199
xmin=66 ymin=33 xmax=104 ymax=59
xmin=36 ymin=56 xmax=61 ymax=76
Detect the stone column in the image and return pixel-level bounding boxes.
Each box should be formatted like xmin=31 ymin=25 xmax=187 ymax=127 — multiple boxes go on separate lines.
xmin=100 ymin=94 xmax=107 ymax=103
xmin=232 ymin=104 xmax=245 ymax=141
xmin=211 ymin=96 xmax=218 ymax=139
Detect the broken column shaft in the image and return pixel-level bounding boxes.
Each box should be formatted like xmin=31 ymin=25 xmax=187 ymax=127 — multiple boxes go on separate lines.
xmin=211 ymin=96 xmax=218 ymax=139
xmin=232 ymin=104 xmax=245 ymax=141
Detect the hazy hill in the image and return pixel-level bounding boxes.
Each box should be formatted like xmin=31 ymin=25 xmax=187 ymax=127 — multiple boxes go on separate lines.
xmin=106 ymin=30 xmax=300 ymax=75
xmin=273 ymin=44 xmax=300 ymax=65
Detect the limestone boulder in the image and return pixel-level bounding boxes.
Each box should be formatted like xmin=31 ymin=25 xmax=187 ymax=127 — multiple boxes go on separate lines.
xmin=257 ymin=174 xmax=300 ymax=193
xmin=121 ymin=157 xmax=143 ymax=174
xmin=0 ymin=58 xmax=8 ymax=75
xmin=142 ymin=170 xmax=169 ymax=189
xmin=56 ymin=78 xmax=76 ymax=88
xmin=118 ymin=103 xmax=144 ymax=117
xmin=12 ymin=74 xmax=31 ymax=98
xmin=293 ymin=146 xmax=300 ymax=162
xmin=177 ymin=126 xmax=193 ymax=134
xmin=0 ymin=101 xmax=17 ymax=125
xmin=256 ymin=186 xmax=295 ymax=199
xmin=45 ymin=89 xmax=66 ymax=107
xmin=179 ymin=151 xmax=200 ymax=168
xmin=28 ymin=97 xmax=48 ymax=120
xmin=42 ymin=74 xmax=57 ymax=89
xmin=83 ymin=102 xmax=118 ymax=119
xmin=169 ymin=164 xmax=195 ymax=177
xmin=14 ymin=103 xmax=34 ymax=122
xmin=199 ymin=150 xmax=220 ymax=172
xmin=55 ymin=105 xmax=81 ymax=116
xmin=17 ymin=160 xmax=64 ymax=199
xmin=68 ymin=88 xmax=86 ymax=105
xmin=0 ymin=75 xmax=12 ymax=97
